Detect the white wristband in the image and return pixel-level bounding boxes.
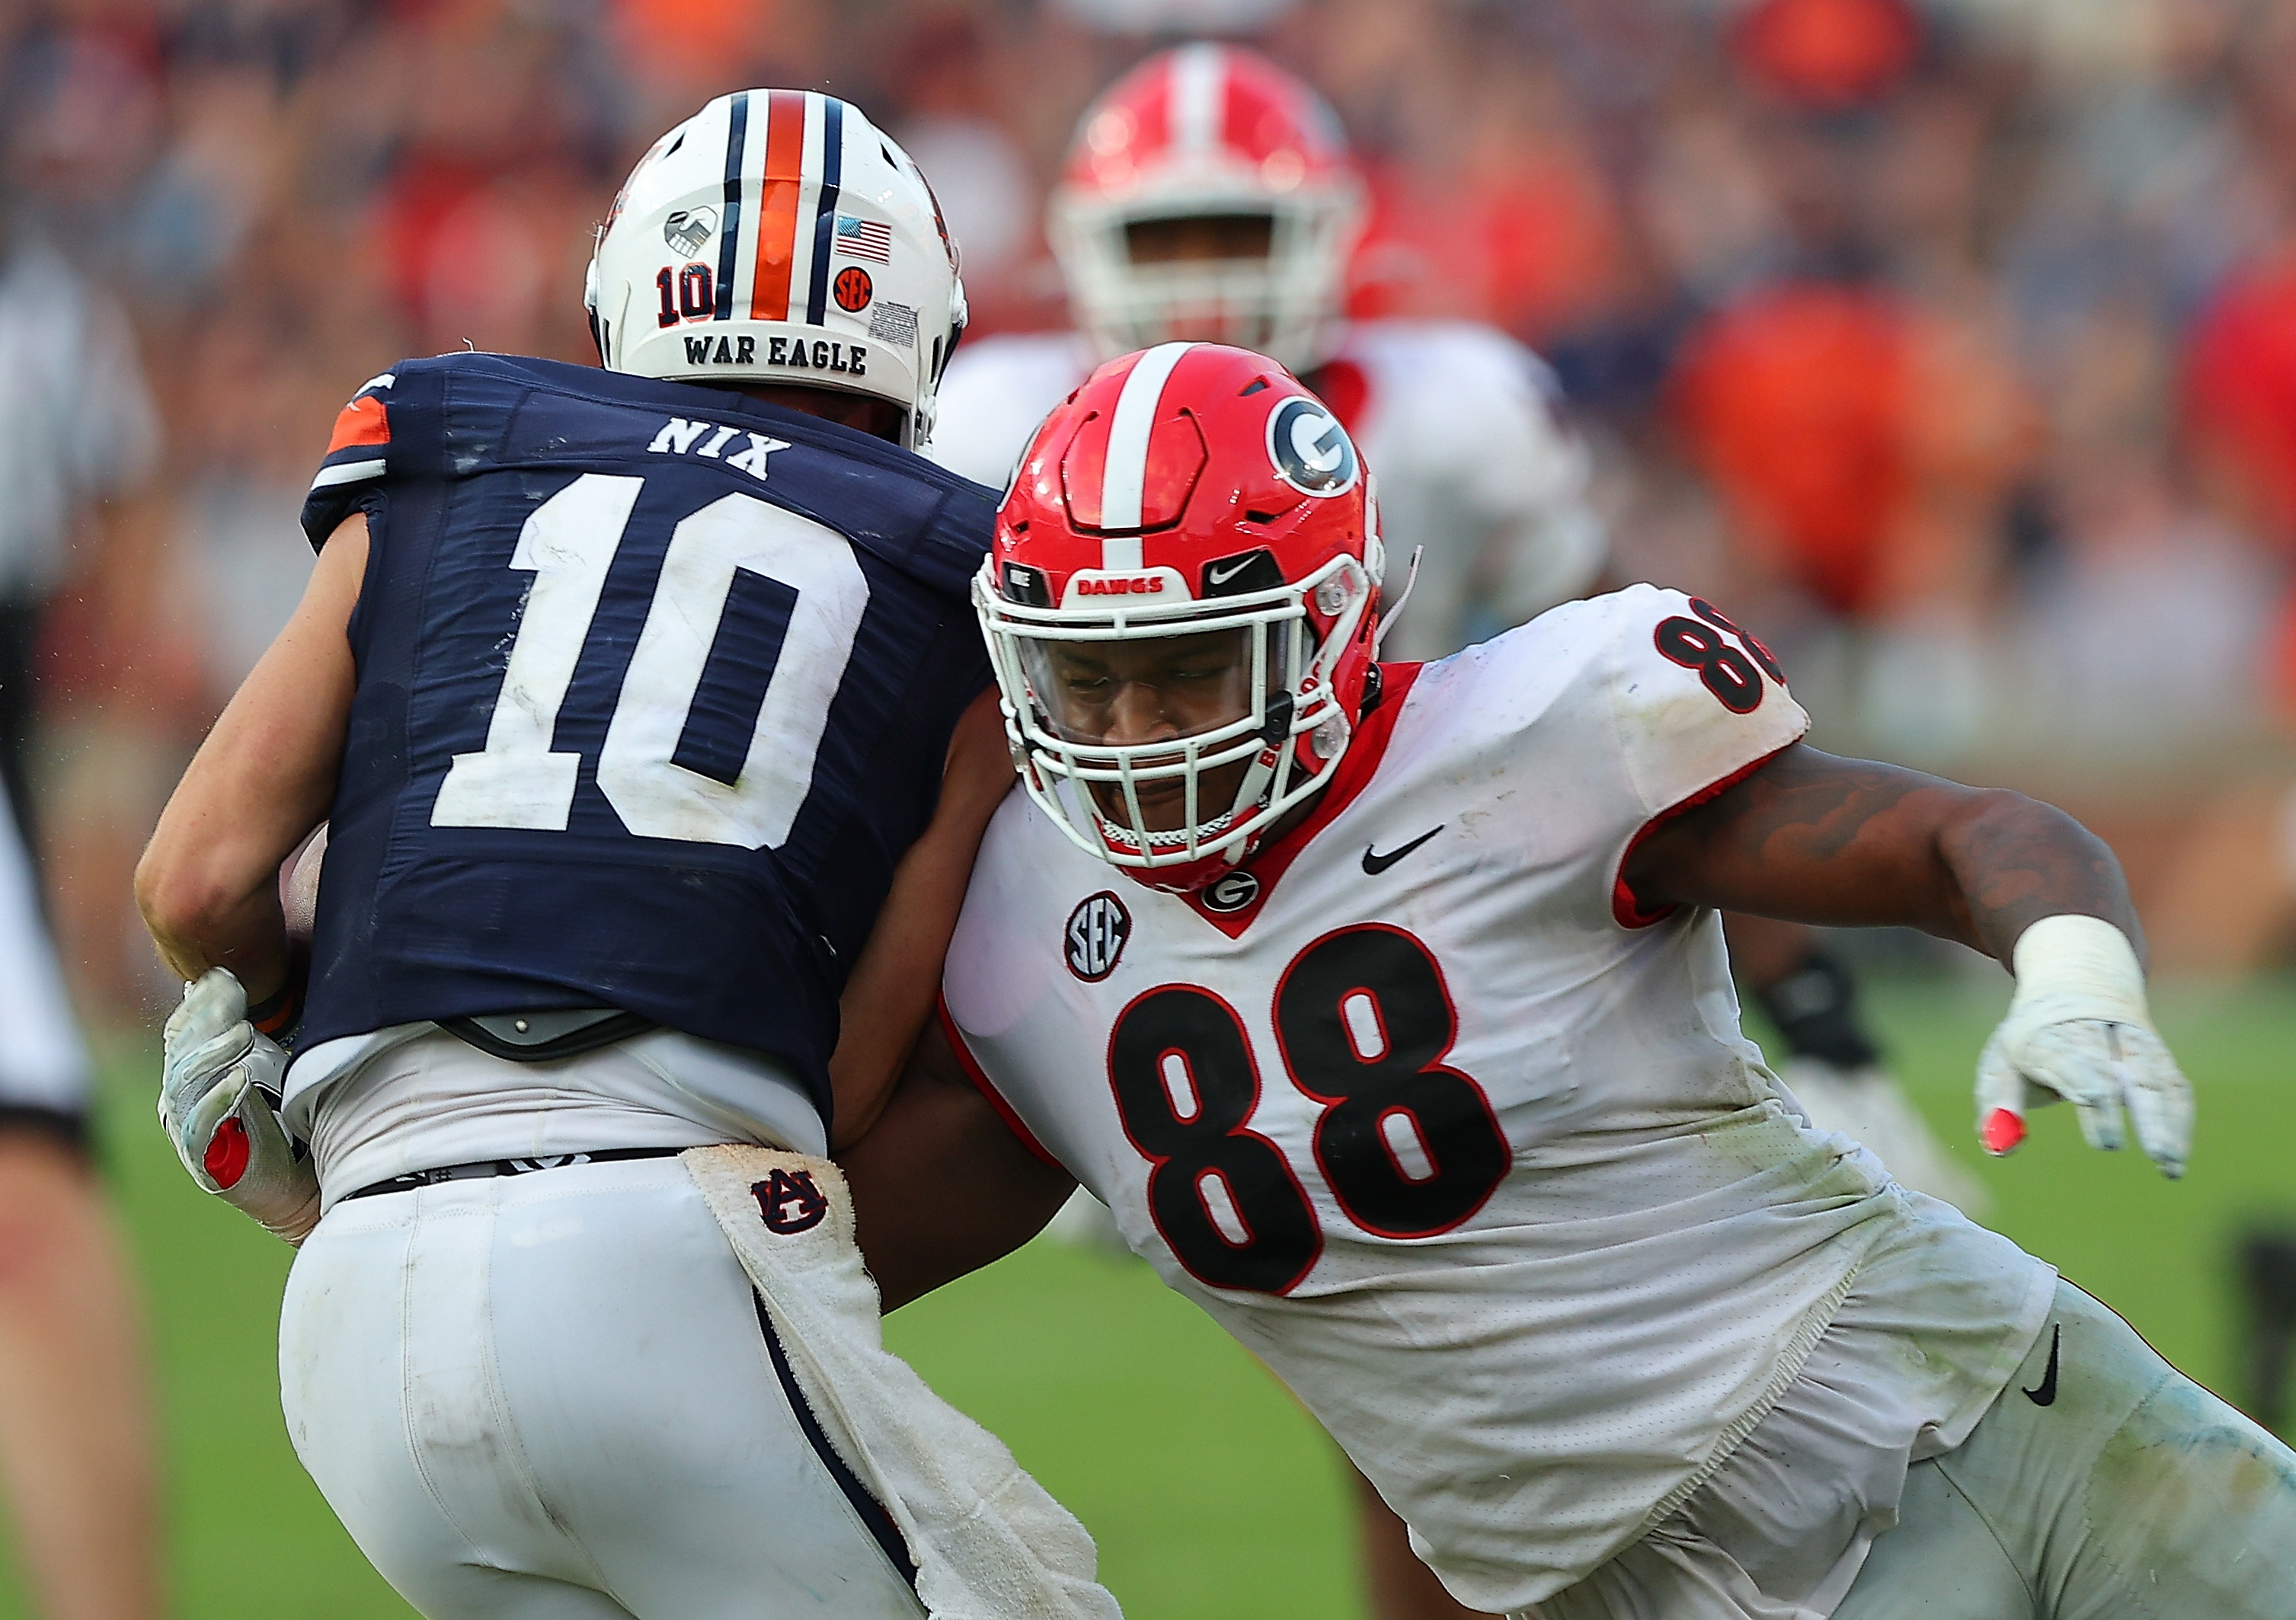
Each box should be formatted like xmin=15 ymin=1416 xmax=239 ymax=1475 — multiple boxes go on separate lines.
xmin=2006 ymin=914 xmax=2149 ymax=1030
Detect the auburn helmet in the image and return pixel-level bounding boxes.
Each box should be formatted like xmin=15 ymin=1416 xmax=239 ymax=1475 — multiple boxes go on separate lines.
xmin=977 ymin=342 xmax=1384 ymax=892
xmin=1047 ymin=44 xmax=1365 ymax=373
xmin=587 ymin=91 xmax=967 ymax=450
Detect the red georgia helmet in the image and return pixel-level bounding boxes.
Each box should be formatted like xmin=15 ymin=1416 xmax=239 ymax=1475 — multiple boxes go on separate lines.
xmin=976 ymin=341 xmax=1386 ymax=892
xmin=1047 ymin=43 xmax=1365 ymax=372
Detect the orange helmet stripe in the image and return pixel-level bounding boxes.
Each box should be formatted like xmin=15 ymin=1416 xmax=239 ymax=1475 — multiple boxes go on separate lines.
xmin=750 ymin=89 xmax=810 ymax=321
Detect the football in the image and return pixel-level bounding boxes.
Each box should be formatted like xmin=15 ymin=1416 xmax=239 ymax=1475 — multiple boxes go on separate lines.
xmin=280 ymin=823 xmax=326 ymax=943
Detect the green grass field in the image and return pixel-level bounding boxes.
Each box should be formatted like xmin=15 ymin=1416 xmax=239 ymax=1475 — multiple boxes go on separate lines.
xmin=9 ymin=975 xmax=2291 ymax=1618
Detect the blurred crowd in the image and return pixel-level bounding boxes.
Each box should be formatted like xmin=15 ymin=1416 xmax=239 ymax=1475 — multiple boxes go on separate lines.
xmin=8 ymin=0 xmax=2296 ymax=1014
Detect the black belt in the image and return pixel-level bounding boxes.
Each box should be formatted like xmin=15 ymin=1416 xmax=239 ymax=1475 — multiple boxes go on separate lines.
xmin=341 ymin=1146 xmax=689 ymax=1203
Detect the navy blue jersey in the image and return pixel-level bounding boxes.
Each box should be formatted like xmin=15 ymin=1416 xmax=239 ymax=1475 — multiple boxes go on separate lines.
xmin=298 ymin=353 xmax=997 ymax=1125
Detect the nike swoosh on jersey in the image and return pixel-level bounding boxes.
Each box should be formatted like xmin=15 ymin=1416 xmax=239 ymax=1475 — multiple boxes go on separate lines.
xmin=1362 ymin=826 xmax=1443 ymax=875
xmin=2023 ymin=1323 xmax=2061 ymax=1407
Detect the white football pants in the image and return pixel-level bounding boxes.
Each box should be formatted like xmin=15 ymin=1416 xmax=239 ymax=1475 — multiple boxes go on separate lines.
xmin=1543 ymin=1280 xmax=2296 ymax=1619
xmin=1832 ymin=1279 xmax=2296 ymax=1618
xmin=280 ymin=1156 xmax=925 ymax=1619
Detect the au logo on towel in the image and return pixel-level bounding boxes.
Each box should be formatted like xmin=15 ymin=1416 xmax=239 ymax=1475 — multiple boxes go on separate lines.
xmin=753 ymin=1168 xmax=830 ymax=1234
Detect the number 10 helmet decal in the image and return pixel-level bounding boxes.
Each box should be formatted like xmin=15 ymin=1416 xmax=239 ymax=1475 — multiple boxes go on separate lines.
xmin=587 ymin=91 xmax=967 ymax=451
xmin=977 ymin=342 xmax=1384 ymax=894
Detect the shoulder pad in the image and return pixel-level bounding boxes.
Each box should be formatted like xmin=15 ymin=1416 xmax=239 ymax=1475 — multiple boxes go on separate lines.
xmin=302 ymin=366 xmax=408 ymax=550
xmin=1597 ymin=584 xmax=1807 ymax=823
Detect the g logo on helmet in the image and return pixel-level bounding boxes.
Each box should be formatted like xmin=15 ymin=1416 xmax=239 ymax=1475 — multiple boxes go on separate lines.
xmin=1266 ymin=397 xmax=1358 ymax=497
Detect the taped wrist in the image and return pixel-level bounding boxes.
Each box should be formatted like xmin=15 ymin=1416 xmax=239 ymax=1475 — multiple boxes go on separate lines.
xmin=2006 ymin=914 xmax=2149 ymax=1030
xmin=1752 ymin=947 xmax=1880 ymax=1069
xmin=245 ymin=943 xmax=309 ymax=1046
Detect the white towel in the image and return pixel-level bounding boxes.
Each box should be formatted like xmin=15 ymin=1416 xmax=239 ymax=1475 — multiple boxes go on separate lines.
xmin=683 ymin=1144 xmax=1124 ymax=1620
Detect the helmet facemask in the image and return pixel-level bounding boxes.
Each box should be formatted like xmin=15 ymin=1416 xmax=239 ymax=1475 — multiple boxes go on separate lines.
xmin=979 ymin=555 xmax=1372 ymax=887
xmin=1052 ymin=194 xmax=1359 ymax=375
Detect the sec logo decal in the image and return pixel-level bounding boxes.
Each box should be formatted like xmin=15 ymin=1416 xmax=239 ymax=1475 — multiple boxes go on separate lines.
xmin=833 ymin=265 xmax=874 ymax=312
xmin=1266 ymin=397 xmax=1358 ymax=497
xmin=1066 ymin=891 xmax=1131 ymax=981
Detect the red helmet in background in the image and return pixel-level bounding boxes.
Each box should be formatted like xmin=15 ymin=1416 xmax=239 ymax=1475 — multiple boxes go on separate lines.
xmin=977 ymin=342 xmax=1385 ymax=892
xmin=1048 ymin=43 xmax=1365 ymax=372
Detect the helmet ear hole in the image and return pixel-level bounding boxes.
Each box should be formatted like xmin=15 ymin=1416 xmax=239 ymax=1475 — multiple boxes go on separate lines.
xmin=584 ymin=264 xmax=626 ymax=369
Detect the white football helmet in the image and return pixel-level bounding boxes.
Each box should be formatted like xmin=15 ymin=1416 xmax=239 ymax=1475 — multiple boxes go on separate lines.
xmin=587 ymin=91 xmax=968 ymax=450
xmin=1047 ymin=44 xmax=1364 ymax=373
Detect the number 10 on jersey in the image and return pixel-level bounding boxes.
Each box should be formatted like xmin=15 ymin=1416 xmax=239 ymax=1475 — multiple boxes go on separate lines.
xmin=430 ymin=472 xmax=870 ymax=849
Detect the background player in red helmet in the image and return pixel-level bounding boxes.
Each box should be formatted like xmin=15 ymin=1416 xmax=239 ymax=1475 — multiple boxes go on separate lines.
xmin=846 ymin=341 xmax=2295 ymax=1620
xmin=934 ymin=41 xmax=1606 ymax=663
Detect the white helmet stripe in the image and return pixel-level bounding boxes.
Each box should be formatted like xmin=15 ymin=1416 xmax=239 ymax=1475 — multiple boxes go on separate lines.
xmin=782 ymin=91 xmax=829 ymax=318
xmin=1098 ymin=341 xmax=1197 ymax=567
xmin=1170 ymin=43 xmax=1226 ymax=157
xmin=801 ymin=93 xmax=846 ymax=325
xmin=714 ymin=91 xmax=751 ymax=320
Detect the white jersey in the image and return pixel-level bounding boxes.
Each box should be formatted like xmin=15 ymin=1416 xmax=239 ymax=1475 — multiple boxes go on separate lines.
xmin=0 ymin=232 xmax=158 ymax=598
xmin=942 ymin=586 xmax=2045 ymax=1612
xmin=0 ymin=781 xmax=88 ymax=1114
xmin=928 ymin=321 xmax=1605 ymax=658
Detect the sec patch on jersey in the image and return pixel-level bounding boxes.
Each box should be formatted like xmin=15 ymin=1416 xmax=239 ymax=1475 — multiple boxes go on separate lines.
xmin=1065 ymin=892 xmax=1132 ymax=982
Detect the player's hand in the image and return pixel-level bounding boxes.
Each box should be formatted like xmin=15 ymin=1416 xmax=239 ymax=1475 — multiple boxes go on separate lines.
xmin=160 ymin=969 xmax=321 ymax=1242
xmin=1973 ymin=915 xmax=2192 ymax=1179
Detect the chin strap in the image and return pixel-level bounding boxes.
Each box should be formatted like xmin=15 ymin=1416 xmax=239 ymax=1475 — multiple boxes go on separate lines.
xmin=1373 ymin=546 xmax=1424 ymax=658
xmin=1135 ymin=689 xmax=1300 ymax=876
xmin=1234 ymin=681 xmax=1313 ymax=840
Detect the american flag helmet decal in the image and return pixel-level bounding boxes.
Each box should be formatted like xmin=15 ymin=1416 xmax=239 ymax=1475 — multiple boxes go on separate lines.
xmin=835 ymin=216 xmax=894 ymax=264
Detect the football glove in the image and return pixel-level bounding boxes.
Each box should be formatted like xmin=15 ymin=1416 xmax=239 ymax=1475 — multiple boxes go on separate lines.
xmin=1974 ymin=914 xmax=2192 ymax=1179
xmin=160 ymin=968 xmax=320 ymax=1243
